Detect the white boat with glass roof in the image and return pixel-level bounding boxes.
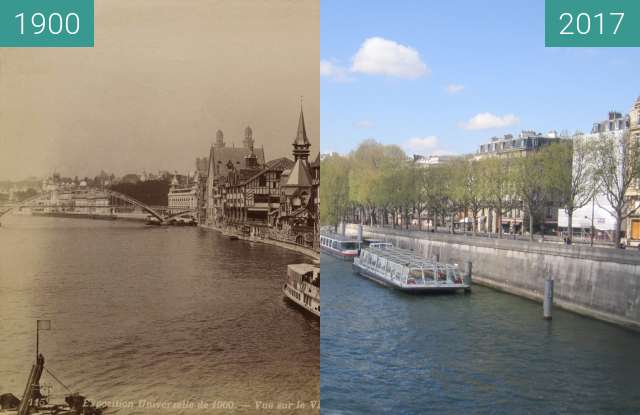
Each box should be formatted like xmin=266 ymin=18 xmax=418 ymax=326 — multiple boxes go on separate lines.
xmin=352 ymin=244 xmax=469 ymax=292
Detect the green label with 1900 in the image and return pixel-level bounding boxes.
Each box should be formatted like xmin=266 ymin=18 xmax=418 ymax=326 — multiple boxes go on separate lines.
xmin=0 ymin=0 xmax=93 ymax=47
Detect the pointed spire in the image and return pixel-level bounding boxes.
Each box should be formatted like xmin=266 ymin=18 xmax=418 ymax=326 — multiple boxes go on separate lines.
xmin=292 ymin=105 xmax=311 ymax=162
xmin=294 ymin=105 xmax=309 ymax=146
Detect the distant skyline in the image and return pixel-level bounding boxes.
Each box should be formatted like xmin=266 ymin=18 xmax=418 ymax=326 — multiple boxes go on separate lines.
xmin=0 ymin=0 xmax=319 ymax=181
xmin=321 ymin=0 xmax=639 ymax=157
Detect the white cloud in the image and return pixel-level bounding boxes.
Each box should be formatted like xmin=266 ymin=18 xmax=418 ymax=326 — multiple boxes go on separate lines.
xmin=320 ymin=59 xmax=351 ymax=82
xmin=445 ymin=83 xmax=465 ymax=94
xmin=402 ymin=135 xmax=438 ymax=154
xmin=461 ymin=112 xmax=520 ymax=130
xmin=353 ymin=120 xmax=374 ymax=129
xmin=350 ymin=37 xmax=429 ymax=79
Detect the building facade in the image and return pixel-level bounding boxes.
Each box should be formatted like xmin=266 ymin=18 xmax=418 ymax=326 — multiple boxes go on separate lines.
xmin=203 ymin=127 xmax=266 ymax=225
xmin=626 ymin=98 xmax=640 ymax=246
xmin=474 ymin=130 xmax=564 ymax=235
xmin=168 ymin=174 xmax=199 ymax=215
xmin=476 ymin=130 xmax=562 ymax=159
xmin=200 ymin=109 xmax=319 ymax=251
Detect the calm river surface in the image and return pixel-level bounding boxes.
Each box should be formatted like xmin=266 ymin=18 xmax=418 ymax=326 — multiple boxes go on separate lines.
xmin=321 ymin=253 xmax=640 ymax=415
xmin=0 ymin=216 xmax=318 ymax=414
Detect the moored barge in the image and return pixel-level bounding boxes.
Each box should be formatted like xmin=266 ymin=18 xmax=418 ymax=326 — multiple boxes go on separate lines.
xmin=353 ymin=244 xmax=469 ymax=293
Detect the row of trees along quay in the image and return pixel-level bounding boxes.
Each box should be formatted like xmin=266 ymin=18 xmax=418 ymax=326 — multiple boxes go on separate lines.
xmin=320 ymin=133 xmax=640 ymax=249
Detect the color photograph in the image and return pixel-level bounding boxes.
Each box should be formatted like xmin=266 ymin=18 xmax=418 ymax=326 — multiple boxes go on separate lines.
xmin=0 ymin=1 xmax=319 ymax=413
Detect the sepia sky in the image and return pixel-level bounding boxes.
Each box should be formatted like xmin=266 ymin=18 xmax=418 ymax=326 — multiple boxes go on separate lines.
xmin=0 ymin=0 xmax=319 ymax=181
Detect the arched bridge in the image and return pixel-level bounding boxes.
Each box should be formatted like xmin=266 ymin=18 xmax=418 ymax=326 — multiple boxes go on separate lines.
xmin=102 ymin=189 xmax=165 ymax=221
xmin=0 ymin=189 xmax=186 ymax=224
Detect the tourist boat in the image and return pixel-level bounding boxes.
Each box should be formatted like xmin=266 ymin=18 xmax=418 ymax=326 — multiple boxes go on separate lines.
xmin=319 ymin=232 xmax=360 ymax=260
xmin=282 ymin=263 xmax=320 ymax=317
xmin=362 ymin=238 xmax=393 ymax=249
xmin=352 ymin=244 xmax=469 ymax=293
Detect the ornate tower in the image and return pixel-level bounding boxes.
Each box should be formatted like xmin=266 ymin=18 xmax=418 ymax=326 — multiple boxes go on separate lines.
xmin=244 ymin=138 xmax=259 ymax=169
xmin=215 ymin=130 xmax=225 ymax=148
xmin=243 ymin=125 xmax=254 ymax=149
xmin=292 ymin=107 xmax=311 ymax=161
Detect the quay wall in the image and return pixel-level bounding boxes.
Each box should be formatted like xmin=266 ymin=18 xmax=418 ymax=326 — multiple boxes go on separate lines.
xmin=200 ymin=224 xmax=319 ymax=261
xmin=346 ymin=224 xmax=640 ymax=331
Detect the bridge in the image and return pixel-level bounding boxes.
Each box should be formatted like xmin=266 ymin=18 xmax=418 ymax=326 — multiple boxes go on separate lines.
xmin=0 ymin=188 xmax=197 ymax=225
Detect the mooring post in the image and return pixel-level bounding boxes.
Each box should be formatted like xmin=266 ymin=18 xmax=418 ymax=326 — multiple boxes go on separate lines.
xmin=340 ymin=222 xmax=346 ymax=236
xmin=543 ymin=277 xmax=554 ymax=320
xmin=464 ymin=261 xmax=472 ymax=293
xmin=357 ymin=224 xmax=363 ymax=242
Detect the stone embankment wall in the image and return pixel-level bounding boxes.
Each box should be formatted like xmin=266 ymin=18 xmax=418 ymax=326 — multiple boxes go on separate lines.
xmin=346 ymin=224 xmax=640 ymax=331
xmin=200 ymin=224 xmax=319 ymax=260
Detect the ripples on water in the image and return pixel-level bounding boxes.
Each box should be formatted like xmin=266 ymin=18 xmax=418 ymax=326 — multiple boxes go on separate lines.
xmin=0 ymin=216 xmax=319 ymax=414
xmin=320 ymin=254 xmax=640 ymax=415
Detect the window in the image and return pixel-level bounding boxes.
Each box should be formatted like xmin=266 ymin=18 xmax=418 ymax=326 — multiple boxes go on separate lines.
xmin=341 ymin=242 xmax=358 ymax=250
xmin=259 ymin=176 xmax=267 ymax=187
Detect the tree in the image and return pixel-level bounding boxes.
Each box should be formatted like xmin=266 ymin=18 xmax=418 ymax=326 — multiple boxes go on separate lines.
xmin=348 ymin=139 xmax=407 ymax=225
xmin=593 ymin=131 xmax=640 ymax=248
xmin=320 ymin=153 xmax=351 ymax=229
xmin=512 ymin=151 xmax=547 ymax=240
xmin=448 ymin=158 xmax=480 ymax=234
xmin=478 ymin=157 xmax=513 ymax=237
xmin=464 ymin=160 xmax=484 ymax=235
xmin=543 ymin=139 xmax=595 ymax=244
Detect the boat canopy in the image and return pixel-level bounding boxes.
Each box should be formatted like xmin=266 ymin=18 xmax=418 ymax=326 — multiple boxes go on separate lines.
xmin=361 ymin=245 xmax=461 ymax=284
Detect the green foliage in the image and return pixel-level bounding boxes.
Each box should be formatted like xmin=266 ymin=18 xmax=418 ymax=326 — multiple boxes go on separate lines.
xmin=321 ymin=135 xmax=638 ymax=240
xmin=320 ymin=153 xmax=350 ymax=226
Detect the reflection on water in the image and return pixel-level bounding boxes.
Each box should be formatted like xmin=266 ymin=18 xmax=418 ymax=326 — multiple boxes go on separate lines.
xmin=321 ymin=253 xmax=640 ymax=414
xmin=0 ymin=216 xmax=318 ymax=414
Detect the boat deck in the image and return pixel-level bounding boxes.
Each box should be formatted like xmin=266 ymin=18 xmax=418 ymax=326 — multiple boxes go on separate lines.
xmin=354 ymin=245 xmax=469 ymax=292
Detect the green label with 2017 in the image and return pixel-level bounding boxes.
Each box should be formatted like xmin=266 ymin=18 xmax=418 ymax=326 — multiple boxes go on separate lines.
xmin=545 ymin=0 xmax=640 ymax=47
xmin=0 ymin=0 xmax=93 ymax=47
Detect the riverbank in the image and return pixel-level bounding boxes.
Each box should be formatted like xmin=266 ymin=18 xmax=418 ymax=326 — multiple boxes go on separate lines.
xmin=199 ymin=223 xmax=319 ymax=261
xmin=346 ymin=224 xmax=640 ymax=331
xmin=30 ymin=211 xmax=149 ymax=222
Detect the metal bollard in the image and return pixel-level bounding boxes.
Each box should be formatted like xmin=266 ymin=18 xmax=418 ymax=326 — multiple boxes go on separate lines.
xmin=464 ymin=261 xmax=472 ymax=293
xmin=543 ymin=277 xmax=554 ymax=320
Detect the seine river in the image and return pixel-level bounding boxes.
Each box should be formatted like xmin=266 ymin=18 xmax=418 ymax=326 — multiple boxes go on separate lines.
xmin=321 ymin=253 xmax=640 ymax=415
xmin=0 ymin=216 xmax=318 ymax=414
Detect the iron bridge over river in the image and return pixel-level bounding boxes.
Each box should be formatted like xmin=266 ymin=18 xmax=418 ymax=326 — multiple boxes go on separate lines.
xmin=0 ymin=188 xmax=195 ymax=224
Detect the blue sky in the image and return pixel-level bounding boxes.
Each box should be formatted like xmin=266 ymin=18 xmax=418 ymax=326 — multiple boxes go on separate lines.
xmin=320 ymin=0 xmax=640 ymax=156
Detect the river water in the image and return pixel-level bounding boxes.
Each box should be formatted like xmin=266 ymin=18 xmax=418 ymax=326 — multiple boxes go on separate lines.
xmin=320 ymin=253 xmax=640 ymax=415
xmin=0 ymin=215 xmax=319 ymax=414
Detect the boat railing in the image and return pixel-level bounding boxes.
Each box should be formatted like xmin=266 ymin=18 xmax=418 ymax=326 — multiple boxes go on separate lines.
xmin=362 ymin=246 xmax=463 ymax=286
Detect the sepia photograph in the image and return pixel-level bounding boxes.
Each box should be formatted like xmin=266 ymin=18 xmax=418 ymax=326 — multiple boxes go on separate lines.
xmin=0 ymin=0 xmax=319 ymax=414
xmin=3 ymin=0 xmax=640 ymax=414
